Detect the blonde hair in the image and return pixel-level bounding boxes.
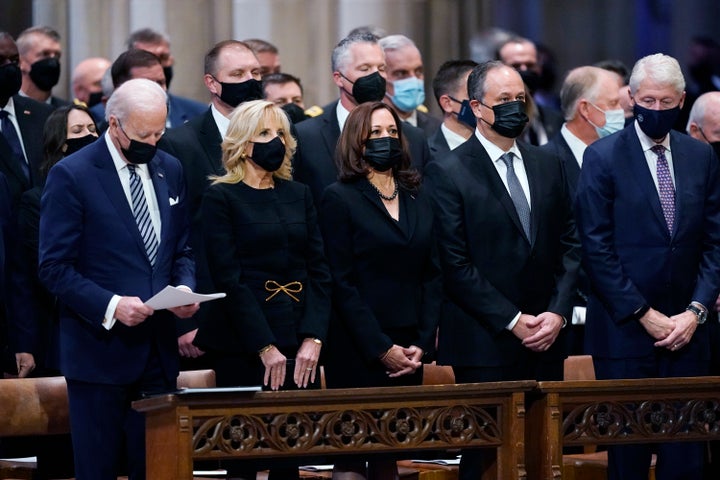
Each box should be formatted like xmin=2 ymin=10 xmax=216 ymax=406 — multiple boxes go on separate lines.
xmin=212 ymin=100 xmax=296 ymax=184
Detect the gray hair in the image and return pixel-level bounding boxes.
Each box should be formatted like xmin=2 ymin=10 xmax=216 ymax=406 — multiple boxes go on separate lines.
xmin=331 ymin=32 xmax=379 ymax=73
xmin=17 ymin=26 xmax=61 ymax=56
xmin=629 ymin=53 xmax=685 ymax=96
xmin=467 ymin=60 xmax=506 ymax=102
xmin=560 ymin=66 xmax=605 ymax=121
xmin=105 ymin=78 xmax=166 ymax=123
xmin=378 ymin=34 xmax=416 ymax=53
xmin=686 ymin=91 xmax=720 ymax=132
xmin=126 ymin=28 xmax=170 ymax=49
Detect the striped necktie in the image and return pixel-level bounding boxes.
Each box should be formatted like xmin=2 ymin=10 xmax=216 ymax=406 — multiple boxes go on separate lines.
xmin=127 ymin=164 xmax=159 ymax=266
xmin=500 ymin=152 xmax=531 ymax=239
xmin=651 ymin=145 xmax=675 ymax=234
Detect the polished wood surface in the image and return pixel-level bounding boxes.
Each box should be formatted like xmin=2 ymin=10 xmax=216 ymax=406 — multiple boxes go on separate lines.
xmin=527 ymin=376 xmax=720 ymax=479
xmin=134 ymin=381 xmax=536 ymax=480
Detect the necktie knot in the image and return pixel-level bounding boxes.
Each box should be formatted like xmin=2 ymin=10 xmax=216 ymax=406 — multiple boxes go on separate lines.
xmin=127 ymin=164 xmax=137 ymax=175
xmin=501 ymin=152 xmax=515 ymax=169
xmin=0 ymin=110 xmax=8 ymax=120
xmin=651 ymin=145 xmax=665 ymax=156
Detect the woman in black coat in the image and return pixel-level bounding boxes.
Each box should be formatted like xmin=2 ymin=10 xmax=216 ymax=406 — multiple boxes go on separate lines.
xmin=318 ymin=102 xmax=442 ymax=479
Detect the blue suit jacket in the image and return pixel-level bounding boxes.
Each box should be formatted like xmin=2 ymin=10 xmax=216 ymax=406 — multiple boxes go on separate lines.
xmin=575 ymin=126 xmax=720 ymax=359
xmin=167 ymin=93 xmax=207 ymax=127
xmin=38 ymin=137 xmax=195 ymax=384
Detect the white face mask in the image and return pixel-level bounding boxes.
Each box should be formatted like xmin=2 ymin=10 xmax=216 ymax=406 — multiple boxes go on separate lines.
xmin=588 ymin=102 xmax=626 ymax=138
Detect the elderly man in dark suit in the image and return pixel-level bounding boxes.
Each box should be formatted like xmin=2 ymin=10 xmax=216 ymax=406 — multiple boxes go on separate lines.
xmin=159 ymin=40 xmax=262 ymax=365
xmin=16 ymin=26 xmax=70 ymax=109
xmin=575 ymin=53 xmax=720 ymax=480
xmin=293 ymin=32 xmax=431 ymax=205
xmin=0 ymin=32 xmax=53 ymax=207
xmin=425 ymin=61 xmax=580 ymax=480
xmin=39 ymin=78 xmax=198 ymax=480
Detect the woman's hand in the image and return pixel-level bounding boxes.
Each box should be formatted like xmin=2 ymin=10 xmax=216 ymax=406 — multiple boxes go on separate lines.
xmin=380 ymin=344 xmax=421 ymax=378
xmin=294 ymin=337 xmax=322 ymax=388
xmin=260 ymin=345 xmax=287 ymax=391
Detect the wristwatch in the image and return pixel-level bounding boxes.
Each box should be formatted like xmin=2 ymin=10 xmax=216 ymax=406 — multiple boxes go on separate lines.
xmin=686 ymin=303 xmax=707 ymax=324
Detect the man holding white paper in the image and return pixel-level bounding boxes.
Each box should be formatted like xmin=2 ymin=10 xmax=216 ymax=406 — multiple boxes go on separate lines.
xmin=38 ymin=79 xmax=198 ymax=480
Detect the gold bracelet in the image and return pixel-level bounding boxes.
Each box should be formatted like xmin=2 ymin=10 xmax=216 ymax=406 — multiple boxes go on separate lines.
xmin=258 ymin=344 xmax=275 ymax=357
xmin=379 ymin=346 xmax=392 ymax=361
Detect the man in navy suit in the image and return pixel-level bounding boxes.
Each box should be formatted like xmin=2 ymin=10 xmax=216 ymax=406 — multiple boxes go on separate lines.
xmin=425 ymin=61 xmax=580 ymax=480
xmin=293 ymin=32 xmax=431 ymax=205
xmin=575 ymin=53 xmax=720 ymax=480
xmin=39 ymin=78 xmax=198 ymax=480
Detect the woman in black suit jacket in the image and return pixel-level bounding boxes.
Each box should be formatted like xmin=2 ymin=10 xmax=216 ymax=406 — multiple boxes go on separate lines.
xmin=318 ymin=102 xmax=442 ymax=478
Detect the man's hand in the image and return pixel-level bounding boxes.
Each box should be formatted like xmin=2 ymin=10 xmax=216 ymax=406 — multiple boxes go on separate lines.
xmin=380 ymin=344 xmax=422 ymax=378
xmin=511 ymin=314 xmax=540 ymax=341
xmin=638 ymin=307 xmax=675 ymax=341
xmin=655 ymin=310 xmax=698 ymax=351
xmin=178 ymin=329 xmax=204 ymax=358
xmin=115 ymin=296 xmax=154 ymax=326
xmin=522 ymin=312 xmax=564 ymax=352
xmin=15 ymin=352 xmax=35 ymax=378
xmin=168 ymin=286 xmax=200 ymax=319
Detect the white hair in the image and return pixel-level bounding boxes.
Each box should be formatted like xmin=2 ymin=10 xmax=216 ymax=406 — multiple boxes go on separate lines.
xmin=105 ymin=78 xmax=167 ymax=123
xmin=629 ymin=53 xmax=685 ymax=96
xmin=686 ymin=91 xmax=720 ymax=132
xmin=378 ymin=34 xmax=417 ymax=52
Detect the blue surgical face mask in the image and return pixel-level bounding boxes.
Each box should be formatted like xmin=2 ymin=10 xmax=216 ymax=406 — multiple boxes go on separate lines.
xmin=588 ymin=102 xmax=625 ymax=138
xmin=389 ymin=77 xmax=425 ymax=112
xmin=448 ymin=96 xmax=477 ymax=129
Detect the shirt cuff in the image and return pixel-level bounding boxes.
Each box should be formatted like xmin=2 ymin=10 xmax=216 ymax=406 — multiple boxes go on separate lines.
xmin=572 ymin=306 xmax=586 ymax=325
xmin=505 ymin=311 xmax=521 ymax=331
xmin=103 ymin=295 xmax=121 ymax=330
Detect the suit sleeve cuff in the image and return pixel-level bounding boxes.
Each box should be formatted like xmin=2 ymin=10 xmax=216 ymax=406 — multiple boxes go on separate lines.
xmin=505 ymin=311 xmax=521 ymax=331
xmin=103 ymin=295 xmax=121 ymax=330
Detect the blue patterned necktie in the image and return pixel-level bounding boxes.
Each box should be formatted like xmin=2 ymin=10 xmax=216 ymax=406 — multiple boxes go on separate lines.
xmin=500 ymin=152 xmax=531 ymax=239
xmin=127 ymin=164 xmax=159 ymax=266
xmin=0 ymin=110 xmax=30 ymax=180
xmin=651 ymin=145 xmax=675 ymax=234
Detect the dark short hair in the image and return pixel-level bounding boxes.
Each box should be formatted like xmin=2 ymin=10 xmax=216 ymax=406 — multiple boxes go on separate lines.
xmin=335 ymin=101 xmax=420 ymax=190
xmin=262 ymin=72 xmax=303 ymax=95
xmin=594 ymin=58 xmax=630 ymax=85
xmin=126 ymin=28 xmax=169 ymax=49
xmin=111 ymin=48 xmax=161 ymax=87
xmin=467 ymin=60 xmax=506 ymax=102
xmin=42 ymin=104 xmax=97 ymax=178
xmin=432 ymin=59 xmax=479 ymax=106
xmin=204 ymin=40 xmax=254 ymax=76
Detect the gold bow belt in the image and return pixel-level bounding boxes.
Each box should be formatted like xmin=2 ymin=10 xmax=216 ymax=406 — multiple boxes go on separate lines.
xmin=264 ymin=280 xmax=303 ymax=302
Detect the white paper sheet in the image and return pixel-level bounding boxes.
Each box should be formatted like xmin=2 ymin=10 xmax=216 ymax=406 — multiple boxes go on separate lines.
xmin=144 ymin=286 xmax=225 ymax=310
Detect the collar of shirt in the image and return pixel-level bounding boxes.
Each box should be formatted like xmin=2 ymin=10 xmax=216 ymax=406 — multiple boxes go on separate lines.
xmin=211 ymin=103 xmax=230 ymax=138
xmin=560 ymin=123 xmax=587 ymax=167
xmin=633 ymin=119 xmax=675 ymax=189
xmin=633 ymin=119 xmax=671 ymax=154
xmin=441 ymin=123 xmax=468 ymax=151
xmin=474 ymin=128 xmax=522 ymax=163
xmin=403 ymin=109 xmax=418 ymax=127
xmin=104 ymin=132 xmax=151 ymax=179
xmin=1 ymin=96 xmax=17 ymax=120
xmin=475 ymin=128 xmax=531 ymax=207
xmin=336 ymin=100 xmax=351 ymax=132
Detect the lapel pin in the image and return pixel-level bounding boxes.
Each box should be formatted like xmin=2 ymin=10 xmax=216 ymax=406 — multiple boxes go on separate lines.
xmin=157 ymin=172 xmax=164 ymax=178
xmin=23 ymin=110 xmax=31 ymax=115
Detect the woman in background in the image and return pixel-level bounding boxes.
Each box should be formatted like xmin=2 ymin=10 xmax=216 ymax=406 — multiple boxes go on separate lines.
xmin=319 ymin=101 xmax=442 ymax=480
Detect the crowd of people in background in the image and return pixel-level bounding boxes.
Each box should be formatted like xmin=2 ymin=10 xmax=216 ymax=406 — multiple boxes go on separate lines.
xmin=2 ymin=21 xmax=720 ymax=480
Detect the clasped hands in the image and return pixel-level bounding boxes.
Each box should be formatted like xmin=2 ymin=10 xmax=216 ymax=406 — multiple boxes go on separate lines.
xmin=380 ymin=344 xmax=423 ymax=378
xmin=639 ymin=307 xmax=698 ymax=351
xmin=512 ymin=312 xmax=564 ymax=352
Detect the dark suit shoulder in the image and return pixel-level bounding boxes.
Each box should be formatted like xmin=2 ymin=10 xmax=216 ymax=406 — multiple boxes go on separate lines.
xmin=13 ymin=95 xmax=54 ymax=118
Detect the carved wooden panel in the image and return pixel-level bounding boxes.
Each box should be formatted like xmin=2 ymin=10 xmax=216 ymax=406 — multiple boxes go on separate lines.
xmin=192 ymin=405 xmax=502 ymax=458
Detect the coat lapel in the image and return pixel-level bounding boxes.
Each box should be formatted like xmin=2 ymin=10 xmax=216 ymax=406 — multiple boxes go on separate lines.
xmin=198 ymin=110 xmax=224 ymax=175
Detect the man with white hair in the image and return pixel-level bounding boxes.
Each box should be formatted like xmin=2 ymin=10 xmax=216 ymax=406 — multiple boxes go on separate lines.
xmin=39 ymin=78 xmax=199 ymax=480
xmin=575 ymin=54 xmax=720 ymax=479
xmin=687 ymin=90 xmax=720 ymax=151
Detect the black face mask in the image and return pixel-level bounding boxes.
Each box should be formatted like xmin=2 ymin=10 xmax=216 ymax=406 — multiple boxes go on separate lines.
xmin=633 ymin=103 xmax=680 ymax=140
xmin=0 ymin=62 xmax=22 ymax=99
xmin=163 ymin=65 xmax=174 ymax=90
xmin=29 ymin=57 xmax=61 ymax=91
xmin=215 ymin=77 xmax=263 ymax=108
xmin=249 ymin=136 xmax=285 ymax=172
xmin=281 ymin=102 xmax=309 ymax=124
xmin=449 ymin=96 xmax=477 ymax=129
xmin=118 ymin=122 xmax=157 ymax=164
xmin=364 ymin=136 xmax=403 ymax=172
xmin=86 ymin=91 xmax=103 ymax=108
xmin=480 ymin=100 xmax=528 ymax=138
xmin=519 ymin=70 xmax=540 ymax=94
xmin=342 ymin=71 xmax=386 ymax=104
xmin=63 ymin=134 xmax=97 ymax=156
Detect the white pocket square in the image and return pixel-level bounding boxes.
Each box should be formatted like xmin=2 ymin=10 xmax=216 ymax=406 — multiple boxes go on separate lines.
xmin=169 ymin=196 xmax=179 ymax=206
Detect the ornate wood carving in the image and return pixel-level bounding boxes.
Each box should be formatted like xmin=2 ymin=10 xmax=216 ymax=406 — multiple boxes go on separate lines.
xmin=192 ymin=405 xmax=501 ymax=457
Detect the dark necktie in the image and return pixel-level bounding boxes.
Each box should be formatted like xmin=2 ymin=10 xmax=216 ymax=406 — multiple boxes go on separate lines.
xmin=128 ymin=164 xmax=159 ymax=266
xmin=0 ymin=110 xmax=30 ymax=180
xmin=500 ymin=152 xmax=531 ymax=239
xmin=651 ymin=145 xmax=675 ymax=233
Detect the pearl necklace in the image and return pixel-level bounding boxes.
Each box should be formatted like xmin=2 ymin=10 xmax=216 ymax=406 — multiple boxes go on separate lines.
xmin=370 ymin=178 xmax=399 ymax=201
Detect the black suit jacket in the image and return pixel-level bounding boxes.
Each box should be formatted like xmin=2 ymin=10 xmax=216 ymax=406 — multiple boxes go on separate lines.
xmin=158 ymin=107 xmax=224 ymax=336
xmin=541 ymin=132 xmax=581 ymax=202
xmin=318 ymin=179 xmax=442 ymax=386
xmin=49 ymin=96 xmax=71 ymax=109
xmin=293 ymin=100 xmax=432 ymax=204
xmin=416 ymin=110 xmax=442 ymax=137
xmin=428 ymin=126 xmax=451 ymax=162
xmin=0 ymin=95 xmax=53 ymax=206
xmin=424 ymin=136 xmax=580 ymax=367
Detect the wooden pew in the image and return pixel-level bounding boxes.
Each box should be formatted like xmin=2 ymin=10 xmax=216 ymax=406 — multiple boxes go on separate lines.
xmin=526 ymin=376 xmax=720 ymax=479
xmin=134 ymin=381 xmax=536 ymax=480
